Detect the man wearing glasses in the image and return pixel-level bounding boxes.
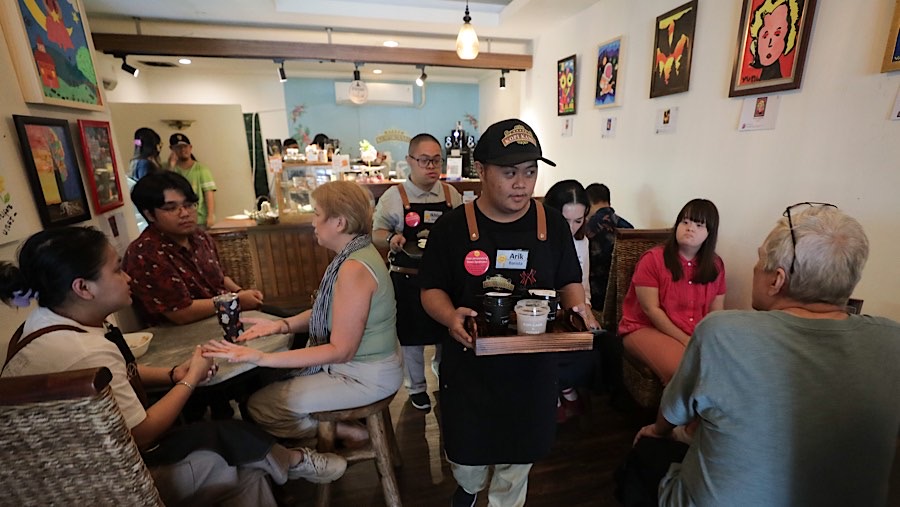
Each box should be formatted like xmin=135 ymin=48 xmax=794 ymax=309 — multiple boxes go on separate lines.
xmin=630 ymin=204 xmax=900 ymax=506
xmin=123 ymin=171 xmax=264 ymax=326
xmin=373 ymin=133 xmax=462 ymax=411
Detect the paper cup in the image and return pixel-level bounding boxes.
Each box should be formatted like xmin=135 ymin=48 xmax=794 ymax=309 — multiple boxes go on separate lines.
xmin=515 ymin=305 xmax=550 ymax=335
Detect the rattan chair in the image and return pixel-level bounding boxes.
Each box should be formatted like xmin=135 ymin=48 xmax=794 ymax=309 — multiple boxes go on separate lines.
xmin=601 ymin=228 xmax=670 ymax=409
xmin=210 ymin=229 xmax=257 ymax=289
xmin=0 ymin=368 xmax=163 ymax=506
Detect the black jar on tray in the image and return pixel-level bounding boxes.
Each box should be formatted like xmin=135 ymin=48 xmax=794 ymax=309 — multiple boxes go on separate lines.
xmin=480 ymin=292 xmax=517 ymax=335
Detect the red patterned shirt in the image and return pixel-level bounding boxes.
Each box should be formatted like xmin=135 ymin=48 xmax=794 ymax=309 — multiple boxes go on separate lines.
xmin=123 ymin=226 xmax=227 ymax=325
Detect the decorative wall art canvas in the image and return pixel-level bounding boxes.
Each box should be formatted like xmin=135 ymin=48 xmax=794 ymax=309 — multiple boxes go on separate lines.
xmin=0 ymin=0 xmax=104 ymax=110
xmin=650 ymin=1 xmax=698 ymax=98
xmin=728 ymin=0 xmax=818 ymax=96
xmin=77 ymin=120 xmax=125 ymax=213
xmin=13 ymin=115 xmax=91 ymax=227
xmin=558 ymin=54 xmax=577 ymax=115
xmin=883 ymin=0 xmax=900 ymax=73
xmin=595 ymin=37 xmax=622 ymax=108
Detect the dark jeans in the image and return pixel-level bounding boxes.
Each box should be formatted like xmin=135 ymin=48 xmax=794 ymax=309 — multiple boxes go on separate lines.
xmin=615 ymin=437 xmax=689 ymax=507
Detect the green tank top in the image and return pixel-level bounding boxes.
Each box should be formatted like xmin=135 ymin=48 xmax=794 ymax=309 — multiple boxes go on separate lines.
xmin=326 ymin=244 xmax=399 ymax=361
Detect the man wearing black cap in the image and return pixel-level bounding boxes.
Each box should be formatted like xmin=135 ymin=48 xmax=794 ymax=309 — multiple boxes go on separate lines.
xmin=168 ymin=132 xmax=217 ymax=228
xmin=419 ymin=119 xmax=591 ymax=506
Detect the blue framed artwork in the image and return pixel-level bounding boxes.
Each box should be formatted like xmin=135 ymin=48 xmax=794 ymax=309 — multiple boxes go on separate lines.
xmin=595 ymin=36 xmax=622 ymax=109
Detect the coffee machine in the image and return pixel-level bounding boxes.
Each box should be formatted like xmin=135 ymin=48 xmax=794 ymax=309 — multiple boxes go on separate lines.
xmin=444 ymin=121 xmax=478 ymax=178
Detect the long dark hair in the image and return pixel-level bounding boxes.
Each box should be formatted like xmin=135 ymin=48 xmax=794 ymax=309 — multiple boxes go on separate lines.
xmin=663 ymin=199 xmax=720 ymax=283
xmin=0 ymin=227 xmax=109 ymax=309
xmin=132 ymin=127 xmax=161 ymax=161
xmin=543 ymin=179 xmax=591 ymax=240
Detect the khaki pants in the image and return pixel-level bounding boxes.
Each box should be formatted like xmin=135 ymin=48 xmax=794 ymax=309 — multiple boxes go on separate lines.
xmin=449 ymin=459 xmax=533 ymax=507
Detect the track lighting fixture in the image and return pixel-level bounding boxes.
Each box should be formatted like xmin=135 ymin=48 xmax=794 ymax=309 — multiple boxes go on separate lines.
xmin=415 ymin=65 xmax=427 ymax=87
xmin=500 ymin=69 xmax=508 ymax=90
xmin=277 ymin=60 xmax=287 ymax=83
xmin=120 ymin=56 xmax=139 ymax=77
xmin=456 ymin=0 xmax=479 ymax=60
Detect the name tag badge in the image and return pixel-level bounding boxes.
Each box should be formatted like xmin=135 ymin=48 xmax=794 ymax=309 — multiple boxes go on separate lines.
xmin=496 ymin=249 xmax=529 ymax=270
xmin=423 ymin=210 xmax=443 ymax=224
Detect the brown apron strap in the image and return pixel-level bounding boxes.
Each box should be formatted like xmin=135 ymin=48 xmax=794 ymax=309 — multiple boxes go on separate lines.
xmin=441 ymin=182 xmax=453 ymax=207
xmin=535 ymin=200 xmax=547 ymax=241
xmin=2 ymin=324 xmax=87 ymax=373
xmin=397 ymin=183 xmax=411 ymax=210
xmin=465 ymin=201 xmax=479 ymax=241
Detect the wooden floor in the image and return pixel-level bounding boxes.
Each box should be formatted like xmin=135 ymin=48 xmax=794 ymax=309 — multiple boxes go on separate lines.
xmin=280 ymin=345 xmax=900 ymax=506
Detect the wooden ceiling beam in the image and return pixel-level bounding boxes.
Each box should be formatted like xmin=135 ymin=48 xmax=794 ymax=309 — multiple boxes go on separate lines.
xmin=92 ymin=33 xmax=532 ymax=71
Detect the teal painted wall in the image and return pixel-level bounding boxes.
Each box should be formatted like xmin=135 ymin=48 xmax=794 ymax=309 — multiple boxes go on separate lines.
xmin=283 ymin=78 xmax=479 ymax=159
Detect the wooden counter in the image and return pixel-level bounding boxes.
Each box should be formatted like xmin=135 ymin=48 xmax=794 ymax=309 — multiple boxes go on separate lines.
xmin=210 ymin=179 xmax=480 ymax=310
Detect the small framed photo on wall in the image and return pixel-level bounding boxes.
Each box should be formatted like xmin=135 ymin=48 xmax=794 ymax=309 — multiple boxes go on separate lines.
xmin=882 ymin=0 xmax=900 ymax=73
xmin=77 ymin=120 xmax=125 ymax=213
xmin=728 ymin=0 xmax=818 ymax=96
xmin=558 ymin=54 xmax=577 ymax=116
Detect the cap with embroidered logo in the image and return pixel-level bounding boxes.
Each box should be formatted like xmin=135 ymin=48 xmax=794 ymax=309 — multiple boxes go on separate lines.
xmin=473 ymin=119 xmax=556 ymax=167
xmin=169 ymin=133 xmax=191 ymax=146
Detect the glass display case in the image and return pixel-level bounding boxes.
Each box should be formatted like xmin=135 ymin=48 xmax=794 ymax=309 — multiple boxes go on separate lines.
xmin=277 ymin=162 xmax=388 ymax=213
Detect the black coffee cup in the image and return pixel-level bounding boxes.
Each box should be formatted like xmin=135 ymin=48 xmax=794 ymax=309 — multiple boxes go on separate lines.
xmin=527 ymin=289 xmax=559 ymax=322
xmin=480 ymin=292 xmax=516 ymax=335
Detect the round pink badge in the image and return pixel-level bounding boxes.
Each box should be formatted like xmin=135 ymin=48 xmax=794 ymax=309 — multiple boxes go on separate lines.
xmin=464 ymin=250 xmax=490 ymax=276
xmin=405 ymin=212 xmax=421 ymax=228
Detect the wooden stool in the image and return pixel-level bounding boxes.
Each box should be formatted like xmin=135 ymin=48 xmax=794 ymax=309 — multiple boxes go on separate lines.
xmin=311 ymin=392 xmax=402 ymax=507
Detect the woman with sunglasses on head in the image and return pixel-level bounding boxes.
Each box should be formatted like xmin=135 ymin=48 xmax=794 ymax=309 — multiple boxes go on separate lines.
xmin=619 ymin=199 xmax=726 ymax=385
xmin=0 ymin=227 xmax=346 ymax=507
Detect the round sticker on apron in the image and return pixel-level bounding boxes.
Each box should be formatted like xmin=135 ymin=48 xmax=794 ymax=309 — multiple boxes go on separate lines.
xmin=405 ymin=212 xmax=421 ymax=228
xmin=464 ymin=250 xmax=490 ymax=276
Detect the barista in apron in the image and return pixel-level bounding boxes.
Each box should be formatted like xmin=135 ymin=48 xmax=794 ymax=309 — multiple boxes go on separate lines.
xmin=419 ymin=119 xmax=589 ymax=507
xmin=373 ymin=133 xmax=463 ymax=411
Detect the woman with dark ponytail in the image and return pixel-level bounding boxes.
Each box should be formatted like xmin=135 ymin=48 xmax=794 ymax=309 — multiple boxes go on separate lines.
xmin=129 ymin=127 xmax=163 ymax=181
xmin=0 ymin=227 xmax=346 ymax=506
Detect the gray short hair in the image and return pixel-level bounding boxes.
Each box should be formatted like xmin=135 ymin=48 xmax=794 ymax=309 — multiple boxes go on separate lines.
xmin=762 ymin=206 xmax=869 ymax=305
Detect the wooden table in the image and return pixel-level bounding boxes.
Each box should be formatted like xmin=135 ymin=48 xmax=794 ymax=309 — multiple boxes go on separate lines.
xmin=137 ymin=311 xmax=292 ymax=386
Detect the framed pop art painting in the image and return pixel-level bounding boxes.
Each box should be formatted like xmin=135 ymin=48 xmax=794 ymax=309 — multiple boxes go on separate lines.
xmin=650 ymin=1 xmax=698 ymax=98
xmin=595 ymin=37 xmax=622 ymax=109
xmin=558 ymin=54 xmax=577 ymax=116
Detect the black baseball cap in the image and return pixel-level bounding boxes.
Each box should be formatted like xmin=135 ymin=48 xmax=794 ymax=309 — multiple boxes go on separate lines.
xmin=473 ymin=119 xmax=556 ymax=167
xmin=169 ymin=133 xmax=191 ymax=146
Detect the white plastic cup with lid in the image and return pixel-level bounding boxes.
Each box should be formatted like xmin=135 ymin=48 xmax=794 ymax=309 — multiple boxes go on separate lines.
xmin=516 ymin=305 xmax=550 ymax=335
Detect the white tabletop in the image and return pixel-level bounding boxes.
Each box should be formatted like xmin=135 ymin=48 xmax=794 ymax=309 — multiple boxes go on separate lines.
xmin=137 ymin=311 xmax=292 ymax=385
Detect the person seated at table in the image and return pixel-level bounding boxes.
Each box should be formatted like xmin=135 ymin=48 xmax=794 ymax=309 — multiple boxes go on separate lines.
xmin=618 ymin=199 xmax=726 ymax=384
xmin=123 ymin=171 xmax=265 ymax=326
xmin=0 ymin=226 xmax=347 ymax=507
xmin=203 ymin=181 xmax=403 ymax=447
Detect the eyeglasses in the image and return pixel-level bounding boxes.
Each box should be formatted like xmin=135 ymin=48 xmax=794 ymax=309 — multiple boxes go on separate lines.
xmin=158 ymin=200 xmax=199 ymax=213
xmin=782 ymin=202 xmax=837 ymax=274
xmin=408 ymin=155 xmax=443 ymax=168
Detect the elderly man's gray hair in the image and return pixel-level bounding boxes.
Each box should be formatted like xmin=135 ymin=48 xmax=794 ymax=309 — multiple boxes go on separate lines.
xmin=762 ymin=206 xmax=869 ymax=305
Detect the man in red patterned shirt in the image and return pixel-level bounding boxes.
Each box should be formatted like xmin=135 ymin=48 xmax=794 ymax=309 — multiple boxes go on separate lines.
xmin=124 ymin=172 xmax=264 ymax=326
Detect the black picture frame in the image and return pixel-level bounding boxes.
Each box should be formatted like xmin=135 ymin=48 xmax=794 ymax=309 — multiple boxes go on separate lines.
xmin=649 ymin=0 xmax=698 ymax=98
xmin=13 ymin=115 xmax=91 ymax=227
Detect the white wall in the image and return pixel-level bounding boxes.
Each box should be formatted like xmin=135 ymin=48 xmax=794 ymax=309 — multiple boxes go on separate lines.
xmin=109 ymin=103 xmax=258 ymax=220
xmin=479 ymin=70 xmax=522 ymax=129
xmin=521 ymin=0 xmax=900 ymax=319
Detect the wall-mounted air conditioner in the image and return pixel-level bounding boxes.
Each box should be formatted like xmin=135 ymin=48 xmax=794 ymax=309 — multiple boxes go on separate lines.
xmin=335 ymin=82 xmax=414 ymax=105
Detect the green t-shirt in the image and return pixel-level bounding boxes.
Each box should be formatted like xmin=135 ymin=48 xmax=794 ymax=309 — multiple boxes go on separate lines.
xmin=170 ymin=162 xmax=216 ymax=225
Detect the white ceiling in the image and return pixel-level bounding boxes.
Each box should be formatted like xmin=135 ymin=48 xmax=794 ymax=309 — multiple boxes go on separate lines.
xmin=82 ymin=0 xmax=599 ymax=81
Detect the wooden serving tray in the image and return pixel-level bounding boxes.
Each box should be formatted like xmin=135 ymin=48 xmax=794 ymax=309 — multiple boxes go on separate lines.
xmin=467 ymin=309 xmax=594 ymax=356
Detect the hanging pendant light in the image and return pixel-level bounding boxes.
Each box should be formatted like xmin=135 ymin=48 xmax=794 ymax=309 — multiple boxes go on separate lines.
xmin=456 ymin=0 xmax=479 ymax=60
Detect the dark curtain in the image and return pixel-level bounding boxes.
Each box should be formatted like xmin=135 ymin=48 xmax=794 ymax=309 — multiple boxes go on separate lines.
xmin=243 ymin=113 xmax=269 ymax=201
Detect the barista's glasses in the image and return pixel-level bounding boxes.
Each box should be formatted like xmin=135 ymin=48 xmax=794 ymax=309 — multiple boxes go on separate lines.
xmin=408 ymin=155 xmax=443 ymax=168
xmin=782 ymin=202 xmax=837 ymax=274
xmin=158 ymin=200 xmax=200 ymax=213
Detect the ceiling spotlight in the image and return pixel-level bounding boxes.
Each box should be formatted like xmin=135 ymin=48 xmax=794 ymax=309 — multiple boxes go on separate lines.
xmin=278 ymin=60 xmax=287 ymax=83
xmin=500 ymin=69 xmax=508 ymax=90
xmin=456 ymin=0 xmax=479 ymax=60
xmin=178 ymin=58 xmax=192 ymax=65
xmin=415 ymin=66 xmax=427 ymax=87
xmin=373 ymin=69 xmax=383 ymax=75
xmin=120 ymin=56 xmax=139 ymax=77
xmin=383 ymin=40 xmax=399 ymax=48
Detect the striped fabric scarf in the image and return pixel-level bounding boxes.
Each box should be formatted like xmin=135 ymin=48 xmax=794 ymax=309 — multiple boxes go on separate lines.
xmin=293 ymin=233 xmax=372 ymax=377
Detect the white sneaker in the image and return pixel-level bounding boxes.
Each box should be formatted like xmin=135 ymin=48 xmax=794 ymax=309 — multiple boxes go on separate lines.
xmin=288 ymin=447 xmax=348 ymax=483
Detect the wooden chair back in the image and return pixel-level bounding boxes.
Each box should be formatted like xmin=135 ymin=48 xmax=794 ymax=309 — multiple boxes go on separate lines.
xmin=600 ymin=228 xmax=671 ymax=331
xmin=0 ymin=368 xmax=163 ymax=505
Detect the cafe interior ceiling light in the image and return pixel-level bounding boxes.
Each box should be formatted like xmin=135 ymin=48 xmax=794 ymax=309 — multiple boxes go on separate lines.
xmin=500 ymin=69 xmax=508 ymax=90
xmin=120 ymin=56 xmax=139 ymax=77
xmin=178 ymin=58 xmax=192 ymax=65
xmin=349 ymin=62 xmax=368 ymax=104
xmin=456 ymin=0 xmax=479 ymax=60
xmin=277 ymin=60 xmax=287 ymax=83
xmin=373 ymin=68 xmax=383 ymax=74
xmin=383 ymin=40 xmax=399 ymax=48
xmin=415 ymin=65 xmax=427 ymax=87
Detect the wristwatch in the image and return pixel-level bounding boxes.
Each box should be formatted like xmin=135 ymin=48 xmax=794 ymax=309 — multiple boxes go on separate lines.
xmin=387 ymin=231 xmax=397 ymax=244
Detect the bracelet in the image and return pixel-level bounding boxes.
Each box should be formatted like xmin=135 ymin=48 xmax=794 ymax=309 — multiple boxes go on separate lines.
xmin=175 ymin=380 xmax=195 ymax=392
xmin=279 ymin=319 xmax=291 ymax=334
xmin=168 ymin=365 xmax=177 ymax=386
xmin=386 ymin=231 xmax=396 ymax=244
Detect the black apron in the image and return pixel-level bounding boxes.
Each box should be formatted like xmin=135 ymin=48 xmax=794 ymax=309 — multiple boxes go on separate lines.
xmin=390 ymin=183 xmax=453 ymax=346
xmin=440 ymin=199 xmax=559 ymax=465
